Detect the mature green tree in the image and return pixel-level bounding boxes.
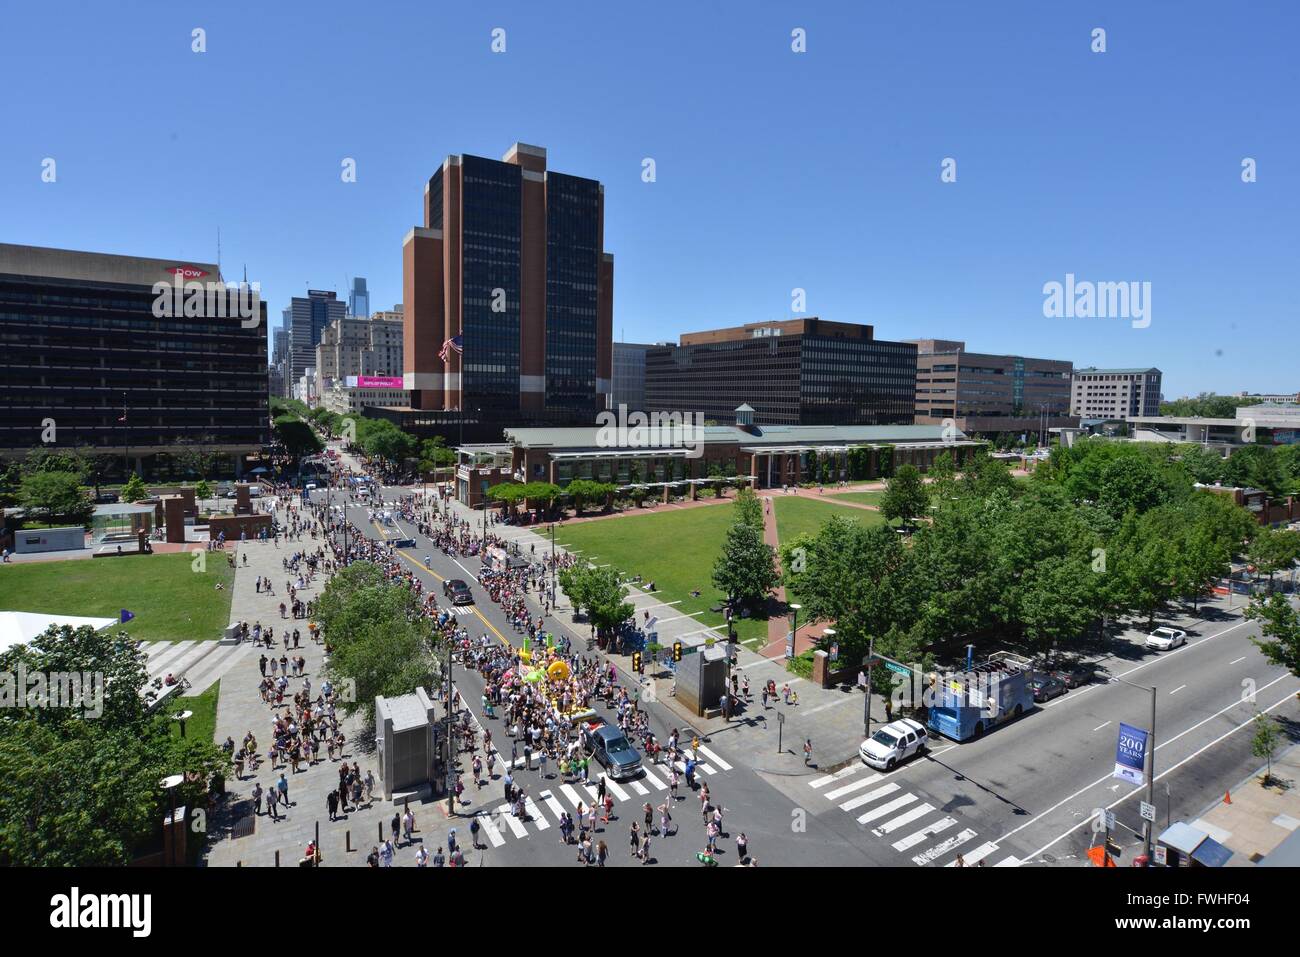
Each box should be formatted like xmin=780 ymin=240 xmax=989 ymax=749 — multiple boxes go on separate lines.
xmin=733 ymin=485 xmax=763 ymax=530
xmin=0 ymin=625 xmax=228 ymax=866
xmin=880 ymin=464 xmax=928 ymax=528
xmin=1245 ymin=592 xmax=1300 ymax=680
xmin=712 ymin=521 xmax=780 ymax=610
xmin=273 ymin=415 xmax=324 ymax=459
xmin=120 ymin=472 xmax=149 ymax=503
xmin=314 ymin=562 xmax=440 ymax=723
xmin=20 ymin=470 xmax=94 ymax=526
xmin=566 ymin=479 xmax=605 ymax=515
xmin=1224 ymin=445 xmax=1289 ymax=499
xmin=1162 ymin=393 xmax=1261 ymax=418
xmin=1175 ymin=444 xmax=1227 ymax=486
xmin=1247 ymin=528 xmax=1300 ymax=591
xmin=1250 ymin=712 xmax=1284 ymax=785
xmin=559 ymin=563 xmax=633 ymax=634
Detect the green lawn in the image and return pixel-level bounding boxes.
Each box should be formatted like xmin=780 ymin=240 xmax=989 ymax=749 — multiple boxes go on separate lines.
xmin=554 ymin=503 xmax=769 ymax=645
xmin=774 ymin=495 xmax=887 ymax=545
xmin=827 ymin=489 xmax=885 ymax=508
xmin=168 ymin=680 xmax=219 ymax=745
xmin=0 ymin=553 xmax=235 ymax=642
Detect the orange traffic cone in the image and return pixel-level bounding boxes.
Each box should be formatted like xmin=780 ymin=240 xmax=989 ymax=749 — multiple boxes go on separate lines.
xmin=1224 ymin=790 xmax=1232 ymax=804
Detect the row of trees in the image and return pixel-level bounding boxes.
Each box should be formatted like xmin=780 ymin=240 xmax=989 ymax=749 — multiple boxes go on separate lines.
xmin=779 ymin=443 xmax=1300 ymax=688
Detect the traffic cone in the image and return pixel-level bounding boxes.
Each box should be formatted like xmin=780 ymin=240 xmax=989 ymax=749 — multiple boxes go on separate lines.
xmin=1224 ymin=790 xmax=1232 ymax=805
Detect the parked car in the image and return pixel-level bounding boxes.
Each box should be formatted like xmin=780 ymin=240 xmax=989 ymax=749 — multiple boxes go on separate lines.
xmin=581 ymin=718 xmax=642 ymax=781
xmin=94 ymin=491 xmax=119 ymax=504
xmin=1047 ymin=658 xmax=1096 ymax=688
xmin=1029 ymin=674 xmax=1068 ymax=702
xmin=443 ymin=579 xmax=473 ymax=605
xmin=859 ymin=718 xmax=929 ymax=771
xmin=1145 ymin=627 xmax=1187 ymax=652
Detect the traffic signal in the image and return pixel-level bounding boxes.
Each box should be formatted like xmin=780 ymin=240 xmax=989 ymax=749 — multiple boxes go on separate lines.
xmin=673 ymin=641 xmax=682 ymax=662
xmin=632 ymin=651 xmax=643 ymax=674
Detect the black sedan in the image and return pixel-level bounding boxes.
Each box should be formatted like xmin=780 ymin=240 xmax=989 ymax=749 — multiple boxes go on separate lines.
xmin=443 ymin=579 xmax=474 ymax=605
xmin=1051 ymin=660 xmax=1096 ymax=688
xmin=1029 ymin=674 xmax=1068 ymax=703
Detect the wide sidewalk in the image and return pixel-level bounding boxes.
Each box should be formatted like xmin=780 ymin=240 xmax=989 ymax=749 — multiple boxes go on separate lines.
xmin=203 ymin=500 xmax=456 ymax=868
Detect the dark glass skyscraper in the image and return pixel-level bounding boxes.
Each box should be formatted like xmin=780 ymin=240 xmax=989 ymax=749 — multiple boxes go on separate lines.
xmin=402 ymin=143 xmax=613 ymax=421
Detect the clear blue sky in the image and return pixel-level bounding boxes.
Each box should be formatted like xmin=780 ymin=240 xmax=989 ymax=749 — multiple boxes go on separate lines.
xmin=3 ymin=0 xmax=1296 ymax=399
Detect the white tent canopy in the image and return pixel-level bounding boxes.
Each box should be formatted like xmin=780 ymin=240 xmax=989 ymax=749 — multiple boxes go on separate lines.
xmin=0 ymin=612 xmax=119 ymax=655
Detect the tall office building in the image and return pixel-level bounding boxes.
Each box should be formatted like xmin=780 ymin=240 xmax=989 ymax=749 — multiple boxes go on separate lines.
xmin=402 ymin=142 xmax=613 ymax=420
xmin=908 ymin=339 xmax=1074 ymax=437
xmin=315 ymin=314 xmax=404 ymax=386
xmin=349 ymin=277 xmax=370 ymax=318
xmin=645 ymin=318 xmax=917 ymax=426
xmin=287 ymin=290 xmax=345 ymax=401
xmin=0 ymin=243 xmax=267 ymax=476
xmin=1070 ymin=367 xmax=1163 ymax=419
xmin=612 ymin=341 xmax=657 ymax=411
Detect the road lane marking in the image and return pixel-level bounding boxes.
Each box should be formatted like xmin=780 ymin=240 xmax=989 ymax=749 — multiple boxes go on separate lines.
xmin=824 ymin=774 xmax=885 ymax=802
xmin=602 ymin=778 xmax=631 ymax=802
xmin=559 ymin=784 xmax=585 ymax=809
xmin=991 ymin=672 xmax=1297 ymax=849
xmin=945 ymin=838 xmax=996 ymax=864
xmin=524 ymin=798 xmax=549 ymax=829
xmin=476 ymin=813 xmax=505 ymax=847
xmin=809 ymin=763 xmax=868 ymax=789
xmin=840 ymin=782 xmax=900 ymax=812
xmin=696 ymin=745 xmax=733 ymax=771
xmin=896 ymin=817 xmax=958 ymax=852
xmin=540 ymin=790 xmax=566 ymax=821
xmin=872 ymin=802 xmax=933 ymax=836
xmin=1170 ymin=685 xmax=1186 ymax=695
xmin=1013 ymin=677 xmax=1300 ymax=861
xmin=1093 ymin=722 xmax=1111 ymax=732
xmin=496 ymin=806 xmax=529 ymax=839
xmin=912 ymin=828 xmax=976 ymax=865
xmin=639 ymin=766 xmax=669 ymax=790
xmin=854 ymin=793 xmax=916 ymax=824
xmin=1230 ymin=657 xmax=1246 ymax=664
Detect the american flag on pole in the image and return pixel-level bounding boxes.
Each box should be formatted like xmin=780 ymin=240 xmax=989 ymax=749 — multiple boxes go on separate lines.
xmin=438 ymin=335 xmax=463 ymax=363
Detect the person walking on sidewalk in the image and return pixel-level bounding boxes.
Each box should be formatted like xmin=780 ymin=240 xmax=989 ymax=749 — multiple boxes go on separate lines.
xmin=803 ymin=738 xmax=813 ymax=766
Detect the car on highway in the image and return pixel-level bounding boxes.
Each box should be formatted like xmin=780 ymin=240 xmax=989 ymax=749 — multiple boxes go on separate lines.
xmin=581 ymin=719 xmax=642 ymax=781
xmin=859 ymin=717 xmax=929 ymax=771
xmin=1046 ymin=657 xmax=1096 ymax=688
xmin=443 ymin=579 xmax=473 ymax=605
xmin=1145 ymin=627 xmax=1187 ymax=652
xmin=1029 ymin=674 xmax=1068 ymax=702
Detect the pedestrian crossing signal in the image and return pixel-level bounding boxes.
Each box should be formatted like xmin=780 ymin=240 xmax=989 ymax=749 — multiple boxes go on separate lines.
xmin=673 ymin=642 xmax=682 ymax=662
xmin=632 ymin=651 xmax=643 ymax=674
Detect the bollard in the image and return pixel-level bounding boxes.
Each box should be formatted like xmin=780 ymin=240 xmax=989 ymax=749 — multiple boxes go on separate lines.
xmin=378 ymin=821 xmax=383 ymax=842
xmin=315 ymin=820 xmax=319 ymax=848
xmin=346 ymin=830 xmax=352 ymax=852
xmin=274 ymin=849 xmax=280 ymax=867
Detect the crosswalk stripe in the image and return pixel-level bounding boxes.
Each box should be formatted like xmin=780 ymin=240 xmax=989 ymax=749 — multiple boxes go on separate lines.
xmin=699 ymin=763 xmax=717 ymax=775
xmin=993 ymin=856 xmax=1020 ymax=867
xmin=947 ymin=841 xmax=998 ymax=866
xmin=639 ymin=766 xmax=669 ymax=790
xmin=476 ymin=814 xmax=505 ymax=848
xmin=524 ymin=798 xmax=549 ymax=829
xmin=855 ymin=793 xmax=917 ymax=825
xmin=809 ymin=762 xmax=868 ymax=789
xmin=496 ymin=806 xmax=529 ymax=839
xmin=839 ymin=782 xmax=899 ymax=812
xmin=540 ymin=790 xmax=567 ymax=822
xmin=896 ymin=817 xmax=957 ymax=852
xmin=603 ymin=778 xmax=631 ymax=802
xmin=559 ymin=784 xmax=585 ymax=809
xmin=696 ymin=746 xmax=732 ymax=771
xmin=629 ymin=781 xmax=649 ymax=796
xmin=872 ymin=803 xmax=934 ymax=837
xmin=582 ymin=784 xmax=600 ymax=804
xmin=912 ymin=828 xmax=976 ymax=866
xmin=824 ymin=773 xmax=884 ymax=802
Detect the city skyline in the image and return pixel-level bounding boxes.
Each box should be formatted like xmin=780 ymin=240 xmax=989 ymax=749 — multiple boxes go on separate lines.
xmin=2 ymin=1 xmax=1296 ymax=402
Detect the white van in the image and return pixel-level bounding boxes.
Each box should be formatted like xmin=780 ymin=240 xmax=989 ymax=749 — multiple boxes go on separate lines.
xmin=860 ymin=718 xmax=929 ymax=771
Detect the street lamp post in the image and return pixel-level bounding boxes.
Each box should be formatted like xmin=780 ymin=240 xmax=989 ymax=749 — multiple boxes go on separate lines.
xmin=786 ymin=603 xmax=801 ymax=661
xmin=1110 ymin=673 xmax=1158 ymax=863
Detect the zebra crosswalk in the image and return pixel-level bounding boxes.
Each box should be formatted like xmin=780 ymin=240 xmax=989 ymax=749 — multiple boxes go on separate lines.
xmin=444 ymin=605 xmax=478 ymax=617
xmin=807 ymin=761 xmax=1019 ymax=867
xmin=461 ymin=751 xmax=731 ymax=848
xmin=141 ymin=639 xmax=251 ymax=697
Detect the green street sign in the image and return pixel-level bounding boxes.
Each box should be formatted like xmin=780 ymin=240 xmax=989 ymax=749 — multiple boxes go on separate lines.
xmin=884 ymin=661 xmax=912 ymax=676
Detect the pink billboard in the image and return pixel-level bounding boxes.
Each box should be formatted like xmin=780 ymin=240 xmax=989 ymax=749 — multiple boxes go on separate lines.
xmin=350 ymin=375 xmax=404 ymax=389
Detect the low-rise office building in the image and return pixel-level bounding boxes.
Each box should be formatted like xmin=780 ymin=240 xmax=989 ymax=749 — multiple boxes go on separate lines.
xmin=645 ymin=318 xmax=917 ymax=426
xmin=1070 ymin=367 xmax=1162 ymax=418
xmin=0 ymin=242 xmax=268 ymax=478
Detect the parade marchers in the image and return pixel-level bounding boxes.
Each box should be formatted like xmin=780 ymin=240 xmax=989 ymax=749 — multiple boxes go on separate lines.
xmin=231 ymin=450 xmax=751 ymax=866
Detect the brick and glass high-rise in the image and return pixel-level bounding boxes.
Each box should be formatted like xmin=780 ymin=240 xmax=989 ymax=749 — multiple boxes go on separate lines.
xmin=402 ymin=143 xmax=613 ymax=420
